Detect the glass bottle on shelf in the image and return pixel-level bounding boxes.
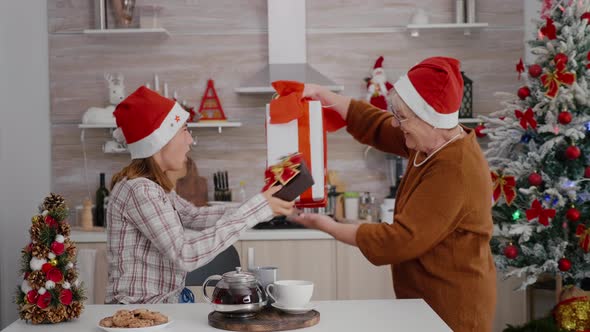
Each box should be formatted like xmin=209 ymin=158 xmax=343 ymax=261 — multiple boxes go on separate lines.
xmin=95 ymin=173 xmax=109 ymax=227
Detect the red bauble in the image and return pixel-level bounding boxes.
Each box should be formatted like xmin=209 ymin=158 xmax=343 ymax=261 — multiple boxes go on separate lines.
xmin=36 ymin=292 xmax=52 ymax=309
xmin=59 ymin=289 xmax=73 ymax=305
xmin=582 ymin=12 xmax=590 ymax=21
xmin=26 ymin=290 xmax=38 ymax=304
xmin=518 ymin=86 xmax=531 ymax=100
xmin=504 ymin=244 xmax=518 ymax=259
xmin=47 ymin=267 xmax=63 ymax=283
xmin=51 ymin=241 xmax=65 ymax=256
xmin=475 ymin=124 xmax=486 ymax=138
xmin=558 ymin=111 xmax=572 ymax=125
xmin=558 ymin=258 xmax=572 ymax=271
xmin=528 ymin=64 xmax=543 ymax=78
xmin=41 ymin=263 xmax=53 ymax=274
xmin=565 ymin=146 xmax=581 ymax=160
xmin=528 ymin=172 xmax=543 ymax=186
xmin=585 ymin=166 xmax=590 ymax=178
xmin=44 ymin=215 xmax=58 ymax=228
xmin=566 ymin=207 xmax=581 ymax=222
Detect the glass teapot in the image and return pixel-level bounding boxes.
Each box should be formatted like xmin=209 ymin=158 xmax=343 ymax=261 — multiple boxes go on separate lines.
xmin=202 ymin=267 xmax=267 ymax=313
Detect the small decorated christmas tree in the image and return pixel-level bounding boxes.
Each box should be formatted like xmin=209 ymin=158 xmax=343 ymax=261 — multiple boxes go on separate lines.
xmin=15 ymin=193 xmax=85 ymax=324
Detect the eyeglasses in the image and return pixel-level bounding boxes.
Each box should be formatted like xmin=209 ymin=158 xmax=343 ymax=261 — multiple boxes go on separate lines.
xmin=387 ymin=101 xmax=409 ymax=125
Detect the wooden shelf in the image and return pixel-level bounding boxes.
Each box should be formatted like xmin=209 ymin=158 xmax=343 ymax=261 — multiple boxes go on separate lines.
xmin=407 ymin=23 xmax=489 ymax=37
xmin=83 ymin=28 xmax=169 ymax=37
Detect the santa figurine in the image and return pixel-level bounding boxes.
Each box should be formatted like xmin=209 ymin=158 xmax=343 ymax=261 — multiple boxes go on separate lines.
xmin=365 ymin=56 xmax=393 ymax=110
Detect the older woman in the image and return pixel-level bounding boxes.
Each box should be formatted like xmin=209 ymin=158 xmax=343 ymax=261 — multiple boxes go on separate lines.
xmin=106 ymin=87 xmax=294 ymax=304
xmin=292 ymin=57 xmax=496 ymax=332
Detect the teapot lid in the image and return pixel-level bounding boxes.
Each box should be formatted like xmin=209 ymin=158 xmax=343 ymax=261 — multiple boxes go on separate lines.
xmin=222 ymin=267 xmax=256 ymax=284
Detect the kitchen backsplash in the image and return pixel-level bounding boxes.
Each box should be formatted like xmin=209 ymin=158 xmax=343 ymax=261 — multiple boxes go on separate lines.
xmin=48 ymin=0 xmax=523 ymax=220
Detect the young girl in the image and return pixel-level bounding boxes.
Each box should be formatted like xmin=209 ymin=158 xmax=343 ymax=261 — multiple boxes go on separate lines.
xmin=105 ymin=87 xmax=294 ymax=304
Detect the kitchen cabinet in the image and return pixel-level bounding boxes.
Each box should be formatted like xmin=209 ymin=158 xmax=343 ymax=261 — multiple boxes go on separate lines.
xmin=335 ymin=242 xmax=394 ymax=300
xmin=238 ymin=240 xmax=338 ymax=301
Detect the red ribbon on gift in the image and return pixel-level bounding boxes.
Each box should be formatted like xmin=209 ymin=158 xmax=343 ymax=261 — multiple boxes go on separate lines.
xmin=514 ymin=108 xmax=537 ymax=130
xmin=575 ymin=224 xmax=590 ymax=253
xmin=540 ymin=54 xmax=576 ymax=99
xmin=526 ymin=199 xmax=556 ymax=226
xmin=270 ymin=81 xmax=346 ymax=132
xmin=262 ymin=153 xmax=303 ymax=191
xmin=491 ymin=171 xmax=516 ymax=206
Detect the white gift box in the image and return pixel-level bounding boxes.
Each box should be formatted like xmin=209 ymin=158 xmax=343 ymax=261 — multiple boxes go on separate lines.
xmin=265 ymin=100 xmax=326 ymax=205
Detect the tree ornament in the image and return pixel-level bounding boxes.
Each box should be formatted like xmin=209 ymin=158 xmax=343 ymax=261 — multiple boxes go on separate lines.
xmin=541 ymin=54 xmax=576 ymax=99
xmin=526 ymin=199 xmax=556 ymax=226
xmin=474 ymin=124 xmax=486 ymax=138
xmin=565 ymin=145 xmax=581 ymax=160
xmin=30 ymin=257 xmax=47 ymax=271
xmin=516 ymin=58 xmax=525 ymax=80
xmin=517 ymin=86 xmax=530 ymax=100
xmin=566 ymin=207 xmax=581 ymax=222
xmin=582 ymin=12 xmax=590 ymax=21
xmin=515 ymin=108 xmax=537 ymax=130
xmin=50 ymin=241 xmax=65 ymax=256
xmin=558 ymin=111 xmax=572 ymax=125
xmin=44 ymin=215 xmax=58 ymax=228
xmin=576 ymin=224 xmax=590 ymax=252
xmin=528 ymin=172 xmax=543 ymax=186
xmin=36 ymin=292 xmax=52 ymax=309
xmin=59 ymin=289 xmax=73 ymax=305
xmin=26 ymin=290 xmax=39 ymax=304
xmin=491 ymin=171 xmax=516 ymax=205
xmin=41 ymin=262 xmax=53 ymax=274
xmin=42 ymin=193 xmax=66 ymax=211
xmin=585 ymin=166 xmax=590 ymax=178
xmin=46 ymin=268 xmax=63 ymax=283
xmin=504 ymin=244 xmax=518 ymax=259
xmin=49 ymin=259 xmax=58 ymax=266
xmin=528 ymin=64 xmax=543 ymax=78
xmin=540 ymin=18 xmax=557 ymax=39
xmin=558 ymin=258 xmax=572 ymax=271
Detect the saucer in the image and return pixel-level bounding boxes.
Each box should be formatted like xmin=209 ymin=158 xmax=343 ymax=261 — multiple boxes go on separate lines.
xmin=271 ymin=302 xmax=316 ymax=314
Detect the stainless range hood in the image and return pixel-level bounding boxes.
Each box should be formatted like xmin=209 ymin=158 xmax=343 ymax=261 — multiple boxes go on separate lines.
xmin=235 ymin=0 xmax=344 ymax=94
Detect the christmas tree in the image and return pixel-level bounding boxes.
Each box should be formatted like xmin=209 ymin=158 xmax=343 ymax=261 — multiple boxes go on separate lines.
xmin=15 ymin=193 xmax=85 ymax=324
xmin=483 ymin=0 xmax=590 ymax=291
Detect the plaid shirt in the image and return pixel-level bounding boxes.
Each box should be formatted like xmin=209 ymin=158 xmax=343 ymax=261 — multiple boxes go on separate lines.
xmin=105 ymin=177 xmax=273 ymax=304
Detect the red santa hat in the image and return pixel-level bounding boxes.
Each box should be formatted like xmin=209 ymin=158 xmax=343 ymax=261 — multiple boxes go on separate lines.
xmin=393 ymin=57 xmax=463 ymax=129
xmin=113 ymin=86 xmax=188 ymax=159
xmin=372 ymin=56 xmax=385 ymax=74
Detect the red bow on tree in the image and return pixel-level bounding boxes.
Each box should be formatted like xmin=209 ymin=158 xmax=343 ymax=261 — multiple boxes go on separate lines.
xmin=575 ymin=224 xmax=590 ymax=253
xmin=515 ymin=108 xmax=537 ymax=130
xmin=262 ymin=153 xmax=303 ymax=191
xmin=491 ymin=171 xmax=516 ymax=206
xmin=526 ymin=199 xmax=556 ymax=226
xmin=540 ymin=54 xmax=576 ymax=99
xmin=516 ymin=58 xmax=525 ymax=80
xmin=540 ymin=18 xmax=557 ymax=40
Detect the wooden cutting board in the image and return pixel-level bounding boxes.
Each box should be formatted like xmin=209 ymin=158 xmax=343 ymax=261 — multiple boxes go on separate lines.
xmin=208 ymin=307 xmax=320 ymax=331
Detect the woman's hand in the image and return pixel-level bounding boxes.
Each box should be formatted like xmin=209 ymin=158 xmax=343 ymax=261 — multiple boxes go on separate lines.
xmin=262 ymin=185 xmax=295 ymax=216
xmin=288 ymin=212 xmax=336 ymax=232
xmin=302 ymin=83 xmax=326 ymax=101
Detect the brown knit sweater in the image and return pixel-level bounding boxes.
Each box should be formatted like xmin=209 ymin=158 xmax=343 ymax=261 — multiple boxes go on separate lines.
xmin=348 ymin=100 xmax=496 ymax=332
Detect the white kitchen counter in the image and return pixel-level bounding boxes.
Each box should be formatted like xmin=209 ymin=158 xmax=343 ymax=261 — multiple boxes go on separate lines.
xmin=71 ymin=228 xmax=333 ymax=243
xmin=1 ymin=300 xmax=452 ymax=332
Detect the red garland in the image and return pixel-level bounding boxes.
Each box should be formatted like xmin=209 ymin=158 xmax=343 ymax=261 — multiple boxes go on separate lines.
xmin=541 ymin=54 xmax=576 ymax=99
xmin=516 ymin=58 xmax=525 ymax=80
xmin=526 ymin=199 xmax=556 ymax=226
xmin=515 ymin=108 xmax=537 ymax=130
xmin=575 ymin=224 xmax=590 ymax=252
xmin=491 ymin=171 xmax=516 ymax=205
xmin=540 ymin=18 xmax=557 ymax=40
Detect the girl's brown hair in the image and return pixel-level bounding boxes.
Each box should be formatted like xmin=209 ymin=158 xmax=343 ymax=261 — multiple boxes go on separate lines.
xmin=111 ymin=157 xmax=174 ymax=192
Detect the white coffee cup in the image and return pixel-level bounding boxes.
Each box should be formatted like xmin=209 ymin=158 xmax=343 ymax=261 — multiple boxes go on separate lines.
xmin=265 ymin=280 xmax=313 ymax=308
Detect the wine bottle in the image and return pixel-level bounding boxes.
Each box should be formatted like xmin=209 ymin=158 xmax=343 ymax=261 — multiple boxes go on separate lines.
xmin=95 ymin=173 xmax=109 ymax=227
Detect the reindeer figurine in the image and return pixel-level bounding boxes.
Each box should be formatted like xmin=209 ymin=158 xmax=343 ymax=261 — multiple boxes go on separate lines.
xmin=105 ymin=73 xmax=126 ymax=105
